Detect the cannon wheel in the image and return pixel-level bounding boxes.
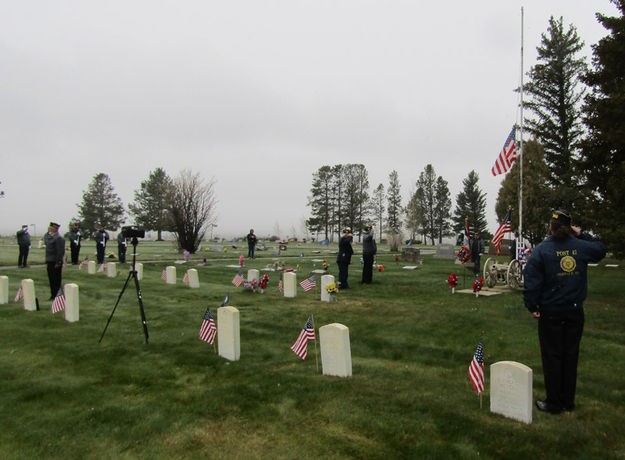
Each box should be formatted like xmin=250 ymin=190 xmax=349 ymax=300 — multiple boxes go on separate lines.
xmin=483 ymin=258 xmax=497 ymax=288
xmin=507 ymin=259 xmax=523 ymax=289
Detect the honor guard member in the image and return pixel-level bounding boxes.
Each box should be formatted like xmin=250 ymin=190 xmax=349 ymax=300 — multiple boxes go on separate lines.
xmin=361 ymin=226 xmax=377 ymax=284
xmin=95 ymin=225 xmax=110 ymax=264
xmin=44 ymin=222 xmax=65 ymax=300
xmin=16 ymin=224 xmax=31 ymax=268
xmin=117 ymin=231 xmax=127 ymax=263
xmin=246 ymin=229 xmax=257 ymax=259
xmin=524 ymin=210 xmax=606 ymax=414
xmin=470 ymin=231 xmax=485 ymax=275
xmin=67 ymin=223 xmax=82 ymax=264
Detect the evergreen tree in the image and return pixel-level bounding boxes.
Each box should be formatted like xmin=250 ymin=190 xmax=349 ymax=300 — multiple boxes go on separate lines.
xmin=405 ymin=188 xmax=424 ymax=242
xmin=386 ymin=170 xmax=402 ymax=231
xmin=306 ymin=165 xmax=334 ymax=240
xmin=434 ymin=176 xmax=452 ymax=244
xmin=330 ymin=164 xmax=345 ymax=241
xmin=579 ymin=0 xmax=625 ymax=257
xmin=128 ymin=167 xmax=174 ymax=241
xmin=495 ymin=140 xmax=551 ymax=246
xmin=415 ymin=165 xmax=437 ymax=245
xmin=76 ymin=172 xmax=125 ymax=238
xmin=524 ymin=16 xmax=587 ymax=209
xmin=452 ymin=170 xmax=488 ymax=238
xmin=371 ymin=183 xmax=385 ymax=241
xmin=342 ymin=164 xmax=369 ymax=241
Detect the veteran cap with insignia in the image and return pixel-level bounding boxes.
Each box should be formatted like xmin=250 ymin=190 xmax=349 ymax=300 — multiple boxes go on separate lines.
xmin=551 ymin=209 xmax=571 ymax=226
xmin=49 ymin=222 xmax=60 ymax=228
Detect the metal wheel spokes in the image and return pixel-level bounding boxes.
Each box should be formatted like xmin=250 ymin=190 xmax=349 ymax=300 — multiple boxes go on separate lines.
xmin=507 ymin=259 xmax=523 ymax=289
xmin=484 ymin=257 xmax=497 ymax=288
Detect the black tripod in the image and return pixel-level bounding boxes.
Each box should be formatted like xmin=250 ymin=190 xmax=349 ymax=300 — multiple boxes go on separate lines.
xmin=99 ymin=237 xmax=149 ymax=344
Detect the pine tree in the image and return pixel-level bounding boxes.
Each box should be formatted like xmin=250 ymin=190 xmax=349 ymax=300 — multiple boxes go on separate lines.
xmin=371 ymin=183 xmax=385 ymax=241
xmin=405 ymin=188 xmax=424 ymax=242
xmin=434 ymin=176 xmax=452 ymax=244
xmin=75 ymin=173 xmax=125 ymax=238
xmin=306 ymin=166 xmax=334 ymax=241
xmin=452 ymin=170 xmax=488 ymax=238
xmin=578 ymin=0 xmax=625 ymax=257
xmin=386 ymin=170 xmax=402 ymax=231
xmin=524 ymin=16 xmax=587 ymax=209
xmin=128 ymin=168 xmax=174 ymax=241
xmin=415 ymin=165 xmax=437 ymax=245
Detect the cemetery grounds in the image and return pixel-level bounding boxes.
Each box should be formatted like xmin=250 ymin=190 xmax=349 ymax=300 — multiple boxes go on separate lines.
xmin=0 ymin=237 xmax=623 ymax=458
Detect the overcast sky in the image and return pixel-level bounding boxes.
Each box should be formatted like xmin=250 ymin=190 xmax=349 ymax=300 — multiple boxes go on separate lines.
xmin=0 ymin=1 xmax=618 ymax=239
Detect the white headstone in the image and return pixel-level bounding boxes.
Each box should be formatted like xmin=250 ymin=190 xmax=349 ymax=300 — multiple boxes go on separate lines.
xmin=106 ymin=262 xmax=117 ymax=278
xmin=218 ymin=306 xmax=240 ymax=361
xmin=129 ymin=262 xmax=143 ymax=280
xmin=320 ymin=274 xmax=335 ymax=302
xmin=490 ymin=361 xmax=533 ymax=424
xmin=87 ymin=261 xmax=96 ymax=274
xmin=64 ymin=283 xmax=79 ymax=322
xmin=283 ymin=272 xmax=297 ymax=298
xmin=166 ymin=266 xmax=176 ymax=284
xmin=0 ymin=276 xmax=8 ymax=304
xmin=22 ymin=279 xmax=36 ymax=311
xmin=187 ymin=269 xmax=200 ymax=288
xmin=319 ymin=323 xmax=352 ymax=377
xmin=247 ymin=269 xmax=259 ymax=283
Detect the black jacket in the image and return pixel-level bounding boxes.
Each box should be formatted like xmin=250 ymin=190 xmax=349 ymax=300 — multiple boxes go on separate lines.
xmin=337 ymin=235 xmax=354 ymax=264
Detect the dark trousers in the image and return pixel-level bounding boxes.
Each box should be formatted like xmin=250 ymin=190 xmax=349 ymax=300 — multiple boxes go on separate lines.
xmin=248 ymin=245 xmax=255 ymax=258
xmin=472 ymin=255 xmax=481 ymax=274
xmin=47 ymin=262 xmax=63 ymax=298
xmin=337 ymin=262 xmax=349 ymax=288
xmin=362 ymin=254 xmax=374 ymax=284
xmin=70 ymin=243 xmax=80 ymax=264
xmin=538 ymin=309 xmax=585 ymax=410
xmin=118 ymin=244 xmax=127 ymax=263
xmin=97 ymin=244 xmax=106 ymax=264
xmin=18 ymin=246 xmax=29 ymax=267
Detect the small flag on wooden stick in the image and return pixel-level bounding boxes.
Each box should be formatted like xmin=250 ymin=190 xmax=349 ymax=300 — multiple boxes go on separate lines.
xmin=51 ymin=289 xmax=66 ymax=314
xmin=199 ymin=308 xmax=217 ymax=344
xmin=14 ymin=286 xmax=23 ymax=303
xmin=290 ymin=315 xmax=315 ymax=360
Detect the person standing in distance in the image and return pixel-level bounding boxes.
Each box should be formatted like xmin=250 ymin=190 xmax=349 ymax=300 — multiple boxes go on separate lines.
xmin=95 ymin=225 xmax=109 ymax=264
xmin=67 ymin=223 xmax=82 ymax=264
xmin=336 ymin=228 xmax=354 ymax=289
xmin=44 ymin=222 xmax=65 ymax=300
xmin=470 ymin=231 xmax=484 ymax=275
xmin=117 ymin=231 xmax=127 ymax=263
xmin=16 ymin=225 xmax=31 ymax=268
xmin=361 ymin=226 xmax=377 ymax=284
xmin=524 ymin=210 xmax=606 ymax=414
xmin=246 ymin=229 xmax=257 ymax=259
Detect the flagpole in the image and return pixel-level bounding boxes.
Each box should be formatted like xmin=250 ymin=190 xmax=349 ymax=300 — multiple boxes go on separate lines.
xmin=519 ymin=6 xmax=524 ymax=257
xmin=312 ymin=314 xmax=319 ymax=373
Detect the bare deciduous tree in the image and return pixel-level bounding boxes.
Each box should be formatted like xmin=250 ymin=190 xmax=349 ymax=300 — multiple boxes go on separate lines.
xmin=169 ymin=170 xmax=216 ymax=253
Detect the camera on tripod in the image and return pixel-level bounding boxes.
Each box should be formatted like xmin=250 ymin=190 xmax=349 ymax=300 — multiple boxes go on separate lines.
xmin=122 ymin=226 xmax=145 ymax=239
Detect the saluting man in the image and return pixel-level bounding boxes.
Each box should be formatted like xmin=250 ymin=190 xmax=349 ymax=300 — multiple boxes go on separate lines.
xmin=16 ymin=224 xmax=31 ymax=268
xmin=67 ymin=223 xmax=82 ymax=264
xmin=524 ymin=210 xmax=606 ymax=414
xmin=95 ymin=225 xmax=110 ymax=264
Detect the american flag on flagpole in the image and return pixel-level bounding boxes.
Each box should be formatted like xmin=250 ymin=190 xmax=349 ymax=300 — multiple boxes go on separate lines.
xmin=161 ymin=269 xmax=167 ymax=281
xmin=199 ymin=307 xmax=217 ymax=344
xmin=182 ymin=272 xmax=189 ymax=284
xmin=491 ymin=126 xmax=518 ymax=176
xmin=14 ymin=286 xmax=23 ymax=303
xmin=468 ymin=341 xmax=485 ymax=394
xmin=290 ymin=315 xmax=315 ymax=360
xmin=299 ymin=276 xmax=316 ymax=292
xmin=51 ymin=289 xmax=66 ymax=314
xmin=232 ymin=271 xmax=244 ymax=287
xmin=491 ymin=211 xmax=512 ymax=253
xmin=78 ymin=260 xmax=88 ymax=270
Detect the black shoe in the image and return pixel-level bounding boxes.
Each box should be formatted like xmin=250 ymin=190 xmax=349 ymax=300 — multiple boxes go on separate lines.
xmin=563 ymin=403 xmax=575 ymax=412
xmin=536 ymin=400 xmax=562 ymax=414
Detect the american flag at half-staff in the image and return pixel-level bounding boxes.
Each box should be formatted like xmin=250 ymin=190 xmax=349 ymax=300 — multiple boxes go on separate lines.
xmin=491 ymin=126 xmax=518 ymax=176
xmin=232 ymin=270 xmax=244 ymax=287
xmin=161 ymin=269 xmax=167 ymax=281
xmin=14 ymin=286 xmax=23 ymax=303
xmin=182 ymin=272 xmax=189 ymax=284
xmin=290 ymin=315 xmax=315 ymax=360
xmin=299 ymin=276 xmax=316 ymax=292
xmin=199 ymin=307 xmax=217 ymax=344
xmin=468 ymin=341 xmax=485 ymax=394
xmin=51 ymin=289 xmax=66 ymax=314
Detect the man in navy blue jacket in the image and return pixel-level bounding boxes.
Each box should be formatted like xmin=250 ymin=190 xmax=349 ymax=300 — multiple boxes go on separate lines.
xmin=524 ymin=210 xmax=606 ymax=414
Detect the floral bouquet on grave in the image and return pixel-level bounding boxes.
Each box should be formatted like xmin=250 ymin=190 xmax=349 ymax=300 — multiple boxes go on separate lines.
xmin=326 ymin=282 xmax=339 ymax=295
xmin=472 ymin=277 xmax=484 ymax=296
xmin=457 ymin=246 xmax=471 ymax=264
xmin=242 ymin=279 xmax=258 ymax=292
xmin=258 ymin=274 xmax=269 ymax=293
xmin=448 ymin=272 xmax=458 ymax=293
xmin=322 ymin=260 xmax=329 ymax=270
xmin=377 ymin=264 xmax=384 ymax=271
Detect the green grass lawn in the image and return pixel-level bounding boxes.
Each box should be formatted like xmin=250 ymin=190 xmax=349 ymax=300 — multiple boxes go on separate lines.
xmin=1 ymin=240 xmax=624 ymax=459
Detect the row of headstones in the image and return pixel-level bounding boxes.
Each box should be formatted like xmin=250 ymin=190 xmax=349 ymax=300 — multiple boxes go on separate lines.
xmin=77 ymin=262 xmax=202 ymax=288
xmin=0 ymin=276 xmax=80 ymax=322
xmin=0 ymin=275 xmax=535 ymax=424
xmin=243 ymin=269 xmax=335 ymax=301
xmin=217 ymin=306 xmax=351 ymax=377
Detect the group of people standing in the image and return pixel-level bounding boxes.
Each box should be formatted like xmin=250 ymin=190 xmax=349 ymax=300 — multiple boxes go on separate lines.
xmin=336 ymin=226 xmax=377 ymax=289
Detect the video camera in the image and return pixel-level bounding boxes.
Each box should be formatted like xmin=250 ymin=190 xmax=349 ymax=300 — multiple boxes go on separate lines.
xmin=122 ymin=226 xmax=145 ymax=239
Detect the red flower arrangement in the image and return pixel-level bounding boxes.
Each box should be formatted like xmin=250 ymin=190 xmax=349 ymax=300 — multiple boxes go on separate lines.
xmin=378 ymin=265 xmax=384 ymax=271
xmin=472 ymin=277 xmax=484 ymax=293
xmin=258 ymin=274 xmax=269 ymax=290
xmin=447 ymin=272 xmax=458 ymax=288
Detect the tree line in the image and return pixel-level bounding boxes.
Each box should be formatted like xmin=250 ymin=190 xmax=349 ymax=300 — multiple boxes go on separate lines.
xmin=306 ymin=164 xmax=491 ymax=246
xmin=73 ymin=169 xmax=215 ymax=253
